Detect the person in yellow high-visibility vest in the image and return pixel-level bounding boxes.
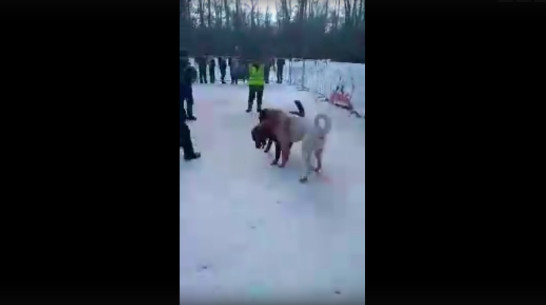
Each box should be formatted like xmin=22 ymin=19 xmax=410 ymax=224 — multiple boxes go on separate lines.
xmin=246 ymin=61 xmax=265 ymax=113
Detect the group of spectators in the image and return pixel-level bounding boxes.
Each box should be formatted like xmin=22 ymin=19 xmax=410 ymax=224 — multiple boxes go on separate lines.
xmin=193 ymin=55 xmax=286 ymax=85
xmin=180 ymin=50 xmax=289 ymax=161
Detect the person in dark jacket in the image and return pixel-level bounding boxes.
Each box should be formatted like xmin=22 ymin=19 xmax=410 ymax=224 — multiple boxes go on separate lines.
xmin=218 ymin=57 xmax=227 ymax=84
xmin=180 ymin=52 xmax=197 ymax=121
xmin=239 ymin=59 xmax=249 ymax=83
xmin=196 ymin=55 xmax=207 ymax=84
xmin=264 ymin=57 xmax=274 ymax=84
xmin=208 ymin=57 xmax=216 ymax=83
xmin=276 ymin=58 xmax=285 ymax=83
xmin=180 ymin=51 xmax=200 ymax=160
xmin=230 ymin=56 xmax=239 ymax=84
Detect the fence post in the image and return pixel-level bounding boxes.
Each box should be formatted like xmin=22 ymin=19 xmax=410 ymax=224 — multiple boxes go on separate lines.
xmin=288 ymin=59 xmax=292 ymax=85
xmin=301 ymin=59 xmax=305 ymax=91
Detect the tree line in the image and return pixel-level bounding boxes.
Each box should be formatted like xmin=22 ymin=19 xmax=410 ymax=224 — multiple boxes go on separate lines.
xmin=180 ymin=0 xmax=365 ymax=63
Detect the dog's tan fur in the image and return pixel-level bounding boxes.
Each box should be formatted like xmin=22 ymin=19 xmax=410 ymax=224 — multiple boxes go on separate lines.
xmin=255 ymin=110 xmax=332 ymax=182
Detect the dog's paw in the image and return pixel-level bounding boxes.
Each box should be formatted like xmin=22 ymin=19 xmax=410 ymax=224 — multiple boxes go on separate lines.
xmin=278 ymin=164 xmax=285 ymax=168
xmin=270 ymin=161 xmax=278 ymax=166
xmin=314 ymin=167 xmax=321 ymax=173
xmin=299 ymin=177 xmax=308 ymax=183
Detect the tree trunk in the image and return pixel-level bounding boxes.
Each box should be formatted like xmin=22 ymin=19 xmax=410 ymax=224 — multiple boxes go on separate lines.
xmin=198 ymin=0 xmax=205 ymax=27
xmin=207 ymin=0 xmax=212 ymax=28
xmin=224 ymin=0 xmax=230 ymax=27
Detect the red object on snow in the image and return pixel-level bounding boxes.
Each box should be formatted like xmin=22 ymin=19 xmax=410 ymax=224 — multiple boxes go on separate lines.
xmin=329 ymin=89 xmax=353 ymax=110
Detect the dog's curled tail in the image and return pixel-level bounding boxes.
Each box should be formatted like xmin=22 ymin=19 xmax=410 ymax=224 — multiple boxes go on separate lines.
xmin=288 ymin=100 xmax=306 ymax=117
xmin=294 ymin=100 xmax=305 ymax=117
xmin=314 ymin=113 xmax=332 ymax=135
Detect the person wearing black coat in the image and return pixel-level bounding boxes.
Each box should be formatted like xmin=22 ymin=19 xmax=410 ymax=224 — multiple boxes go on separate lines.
xmin=180 ymin=53 xmax=197 ymax=121
xmin=196 ymin=55 xmax=207 ymax=84
xmin=264 ymin=57 xmax=274 ymax=84
xmin=208 ymin=57 xmax=216 ymax=83
xmin=230 ymin=56 xmax=240 ymax=84
xmin=276 ymin=58 xmax=285 ymax=83
xmin=218 ymin=57 xmax=227 ymax=84
xmin=180 ymin=51 xmax=200 ymax=160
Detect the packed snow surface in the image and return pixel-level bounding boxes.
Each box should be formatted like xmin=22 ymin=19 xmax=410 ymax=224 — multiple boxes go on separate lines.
xmin=180 ymin=83 xmax=365 ymax=304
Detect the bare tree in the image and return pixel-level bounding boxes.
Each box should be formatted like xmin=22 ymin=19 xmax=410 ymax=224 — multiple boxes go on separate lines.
xmin=250 ymin=0 xmax=257 ymax=28
xmin=197 ymin=0 xmax=205 ymax=27
xmin=207 ymin=0 xmax=212 ymax=28
xmin=223 ymin=0 xmax=230 ymax=28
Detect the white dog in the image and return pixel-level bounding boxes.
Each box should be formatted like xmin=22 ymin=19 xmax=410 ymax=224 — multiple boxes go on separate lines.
xmin=289 ymin=113 xmax=332 ymax=182
xmin=253 ymin=107 xmax=332 ymax=183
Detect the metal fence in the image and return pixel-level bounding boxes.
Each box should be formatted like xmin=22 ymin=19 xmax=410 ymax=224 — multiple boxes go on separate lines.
xmin=186 ymin=56 xmax=365 ymax=118
xmin=287 ymin=58 xmax=365 ymax=118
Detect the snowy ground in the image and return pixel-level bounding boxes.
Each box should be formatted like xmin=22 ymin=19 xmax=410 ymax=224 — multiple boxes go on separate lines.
xmin=180 ymin=82 xmax=365 ymax=305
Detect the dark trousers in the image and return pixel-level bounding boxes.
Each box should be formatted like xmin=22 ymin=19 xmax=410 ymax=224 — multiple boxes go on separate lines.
xmin=180 ymin=119 xmax=196 ymax=156
xmin=220 ymin=68 xmax=226 ymax=83
xmin=247 ymin=85 xmax=264 ymax=111
xmin=264 ymin=67 xmax=270 ymax=84
xmin=209 ymin=67 xmax=215 ymax=83
xmin=277 ymin=66 xmax=284 ymax=83
xmin=198 ymin=67 xmax=207 ymax=83
xmin=180 ymin=85 xmax=194 ymax=118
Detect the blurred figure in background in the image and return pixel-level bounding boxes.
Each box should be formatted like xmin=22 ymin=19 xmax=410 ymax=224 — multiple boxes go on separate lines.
xmin=264 ymin=57 xmax=274 ymax=84
xmin=276 ymin=57 xmax=285 ymax=83
xmin=208 ymin=56 xmax=216 ymax=83
xmin=230 ymin=56 xmax=239 ymax=84
xmin=218 ymin=56 xmax=227 ymax=84
xmin=196 ymin=54 xmax=207 ymax=84
xmin=239 ymin=58 xmax=250 ymax=83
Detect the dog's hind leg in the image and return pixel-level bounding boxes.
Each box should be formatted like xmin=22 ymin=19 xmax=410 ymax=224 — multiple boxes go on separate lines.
xmin=314 ymin=149 xmax=323 ymax=172
xmin=299 ymin=148 xmax=314 ymax=183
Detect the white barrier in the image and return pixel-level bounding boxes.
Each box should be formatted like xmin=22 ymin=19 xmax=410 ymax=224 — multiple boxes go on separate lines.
xmin=185 ymin=56 xmax=365 ymax=118
xmin=288 ymin=59 xmax=365 ymax=118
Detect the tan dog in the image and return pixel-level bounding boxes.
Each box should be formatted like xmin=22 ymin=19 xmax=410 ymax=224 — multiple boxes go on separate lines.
xmin=254 ymin=110 xmax=332 ymax=183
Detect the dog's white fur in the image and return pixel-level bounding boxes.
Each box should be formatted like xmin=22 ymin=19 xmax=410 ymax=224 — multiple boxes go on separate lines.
xmin=285 ymin=113 xmax=332 ymax=182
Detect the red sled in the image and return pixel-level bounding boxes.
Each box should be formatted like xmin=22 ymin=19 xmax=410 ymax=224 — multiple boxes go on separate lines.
xmin=329 ymin=89 xmax=353 ymax=110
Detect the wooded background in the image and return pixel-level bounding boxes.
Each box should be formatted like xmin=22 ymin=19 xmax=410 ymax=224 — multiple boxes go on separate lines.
xmin=180 ymin=0 xmax=365 ymax=63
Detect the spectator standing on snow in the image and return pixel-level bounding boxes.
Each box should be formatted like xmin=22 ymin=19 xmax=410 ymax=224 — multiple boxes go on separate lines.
xmin=230 ymin=56 xmax=239 ymax=84
xmin=180 ymin=49 xmax=198 ymax=121
xmin=239 ymin=58 xmax=250 ymax=83
xmin=208 ymin=56 xmax=216 ymax=83
xmin=196 ymin=55 xmax=207 ymax=84
xmin=246 ymin=60 xmax=265 ymax=113
xmin=263 ymin=57 xmax=274 ymax=84
xmin=276 ymin=58 xmax=285 ymax=83
xmin=218 ymin=56 xmax=227 ymax=84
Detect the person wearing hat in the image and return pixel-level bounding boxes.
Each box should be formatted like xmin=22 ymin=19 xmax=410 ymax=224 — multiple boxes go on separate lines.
xmin=246 ymin=60 xmax=265 ymax=113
